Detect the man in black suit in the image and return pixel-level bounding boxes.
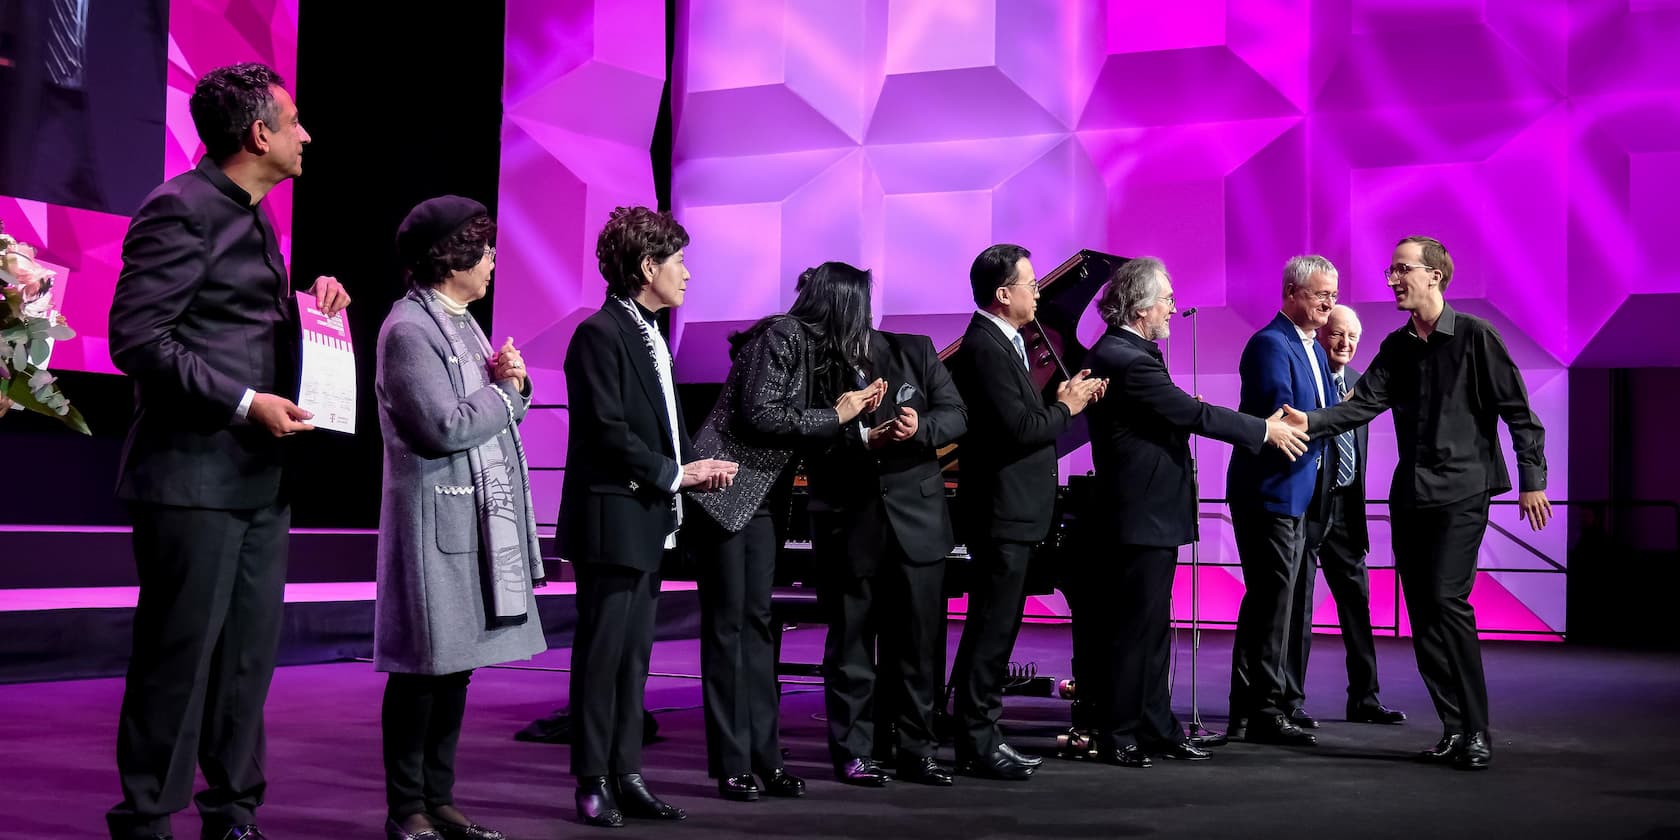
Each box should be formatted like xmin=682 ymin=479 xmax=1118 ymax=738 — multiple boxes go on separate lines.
xmin=1285 ymin=235 xmax=1551 ymax=771
xmin=105 ymin=64 xmax=350 ymax=840
xmin=806 ymin=298 xmax=967 ymax=788
xmin=946 ymin=244 xmax=1103 ymax=781
xmin=558 ymin=206 xmax=736 ymax=828
xmin=1286 ymin=305 xmax=1407 ymax=726
xmin=1075 ymin=257 xmax=1308 ymax=768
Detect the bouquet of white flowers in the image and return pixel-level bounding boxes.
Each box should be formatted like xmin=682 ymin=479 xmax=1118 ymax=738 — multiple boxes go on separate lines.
xmin=0 ymin=223 xmax=89 ymax=434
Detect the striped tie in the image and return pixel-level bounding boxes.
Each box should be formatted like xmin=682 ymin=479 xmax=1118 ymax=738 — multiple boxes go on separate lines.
xmin=47 ymin=0 xmax=88 ymax=90
xmin=1334 ymin=373 xmax=1356 ymax=489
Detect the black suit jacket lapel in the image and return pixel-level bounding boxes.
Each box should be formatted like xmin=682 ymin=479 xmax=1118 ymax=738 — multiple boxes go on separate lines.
xmin=610 ymin=303 xmax=675 ymax=448
xmin=975 ymin=313 xmax=1036 ymax=395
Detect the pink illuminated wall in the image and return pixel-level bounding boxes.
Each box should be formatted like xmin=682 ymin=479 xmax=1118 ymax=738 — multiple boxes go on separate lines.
xmin=496 ymin=1 xmax=1680 ymax=639
xmin=0 ymin=0 xmax=299 ymax=375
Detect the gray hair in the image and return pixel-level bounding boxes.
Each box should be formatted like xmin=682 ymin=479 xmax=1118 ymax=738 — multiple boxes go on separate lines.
xmin=1098 ymin=256 xmax=1167 ymax=328
xmin=1326 ymin=303 xmax=1361 ymax=331
xmin=1281 ymin=254 xmax=1338 ymax=295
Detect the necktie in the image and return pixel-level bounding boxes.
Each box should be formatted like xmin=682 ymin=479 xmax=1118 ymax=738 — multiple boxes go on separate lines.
xmin=47 ymin=0 xmax=88 ymax=90
xmin=1334 ymin=373 xmax=1356 ymax=489
xmin=1011 ymin=332 xmax=1029 ymax=371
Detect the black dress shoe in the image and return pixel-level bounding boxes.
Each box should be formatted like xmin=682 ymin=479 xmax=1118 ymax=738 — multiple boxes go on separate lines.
xmin=1098 ymin=744 xmax=1152 ymax=768
xmin=1149 ymin=740 xmax=1212 ymax=761
xmin=386 ymin=817 xmax=445 ymax=840
xmin=1418 ymin=732 xmax=1465 ymax=763
xmin=956 ymin=749 xmax=1033 ymax=781
xmin=1245 ymin=714 xmax=1318 ymax=746
xmin=834 ymin=757 xmax=890 ymax=787
xmin=213 ymin=826 xmax=268 ymax=840
xmin=896 ymin=755 xmax=954 ymax=786
xmin=759 ymin=768 xmax=806 ymax=797
xmin=718 ymin=772 xmax=760 ymax=802
xmin=430 ymin=814 xmax=507 ymax=840
xmin=1347 ymin=703 xmax=1407 ymax=725
xmin=1288 ymin=709 xmax=1320 ymax=729
xmin=1453 ymin=731 xmax=1492 ymax=771
xmin=615 ymin=773 xmax=686 ymax=820
xmin=575 ymin=776 xmax=624 ymax=828
xmin=1226 ymin=715 xmax=1248 ymax=740
xmin=997 ymin=742 xmax=1044 ymax=768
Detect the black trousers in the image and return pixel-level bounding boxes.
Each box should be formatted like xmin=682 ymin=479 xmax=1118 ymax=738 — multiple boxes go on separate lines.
xmin=382 ymin=671 xmax=472 ymax=820
xmin=569 ymin=563 xmax=660 ymax=777
xmin=814 ymin=515 xmax=946 ymax=764
xmin=1228 ymin=506 xmax=1308 ymax=719
xmin=1068 ymin=545 xmax=1182 ymax=750
xmin=1287 ymin=487 xmax=1381 ymax=711
xmin=697 ymin=506 xmax=783 ymax=777
xmin=949 ymin=537 xmax=1032 ymax=759
xmin=107 ymin=502 xmax=290 ymax=840
xmin=1392 ymin=493 xmax=1492 ymax=734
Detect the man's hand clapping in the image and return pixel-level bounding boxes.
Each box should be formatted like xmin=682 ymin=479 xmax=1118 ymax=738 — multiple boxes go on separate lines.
xmin=1056 ymin=369 xmax=1106 ymax=416
xmin=681 ymin=458 xmax=739 ymax=491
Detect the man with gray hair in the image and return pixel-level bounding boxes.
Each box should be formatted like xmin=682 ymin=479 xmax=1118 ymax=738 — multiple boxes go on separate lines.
xmin=1070 ymin=256 xmax=1307 ymax=767
xmin=1225 ymin=255 xmax=1340 ymax=746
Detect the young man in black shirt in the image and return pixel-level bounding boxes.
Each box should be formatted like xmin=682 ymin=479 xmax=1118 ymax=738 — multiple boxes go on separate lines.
xmin=1284 ymin=235 xmax=1551 ymax=771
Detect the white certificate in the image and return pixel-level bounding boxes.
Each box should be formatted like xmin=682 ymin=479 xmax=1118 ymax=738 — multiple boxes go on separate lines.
xmin=295 ymin=292 xmax=356 ymax=434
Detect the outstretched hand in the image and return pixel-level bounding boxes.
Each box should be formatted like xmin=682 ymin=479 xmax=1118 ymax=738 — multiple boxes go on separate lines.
xmin=1265 ymin=407 xmax=1309 ymax=461
xmin=681 ymin=458 xmax=739 ymax=491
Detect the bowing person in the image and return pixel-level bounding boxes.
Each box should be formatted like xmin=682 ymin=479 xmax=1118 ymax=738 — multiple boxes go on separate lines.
xmin=374 ymin=196 xmax=544 ymax=840
xmin=557 ymin=206 xmax=737 ymax=827
xmin=689 ymin=263 xmax=886 ymax=801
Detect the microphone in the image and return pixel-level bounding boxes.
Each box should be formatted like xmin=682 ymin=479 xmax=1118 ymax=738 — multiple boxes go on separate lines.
xmin=1180 ymin=307 xmax=1199 ymax=317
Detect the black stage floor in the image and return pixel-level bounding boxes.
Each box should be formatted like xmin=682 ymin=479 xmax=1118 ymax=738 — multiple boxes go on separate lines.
xmin=3 ymin=623 xmax=1678 ymax=839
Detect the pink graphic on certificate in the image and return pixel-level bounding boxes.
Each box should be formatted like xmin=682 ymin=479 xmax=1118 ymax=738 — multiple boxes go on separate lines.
xmin=295 ymin=292 xmax=356 ymax=434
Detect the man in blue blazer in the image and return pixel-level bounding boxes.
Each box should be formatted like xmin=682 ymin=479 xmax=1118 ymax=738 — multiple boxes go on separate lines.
xmin=1226 ymin=255 xmax=1341 ymax=746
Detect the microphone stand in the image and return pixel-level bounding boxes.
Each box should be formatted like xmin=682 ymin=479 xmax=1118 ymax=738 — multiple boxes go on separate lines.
xmin=1180 ymin=306 xmax=1226 ymax=747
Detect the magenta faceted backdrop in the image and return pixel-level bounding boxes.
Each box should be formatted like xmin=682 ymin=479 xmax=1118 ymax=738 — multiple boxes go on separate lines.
xmin=498 ymin=1 xmax=1680 ymax=639
xmin=0 ymin=0 xmax=299 ymax=375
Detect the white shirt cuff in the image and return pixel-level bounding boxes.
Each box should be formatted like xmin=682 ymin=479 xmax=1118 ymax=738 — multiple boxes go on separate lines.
xmin=235 ymin=388 xmax=256 ymax=422
xmin=667 ymin=468 xmax=683 ymax=494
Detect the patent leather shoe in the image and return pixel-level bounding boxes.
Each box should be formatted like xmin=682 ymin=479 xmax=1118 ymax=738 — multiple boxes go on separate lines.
xmin=997 ymin=741 xmax=1044 ymax=767
xmin=760 ymin=768 xmax=806 ymax=797
xmin=1287 ymin=709 xmax=1320 ymax=729
xmin=1453 ymin=731 xmax=1492 ymax=771
xmin=575 ymin=776 xmax=624 ymax=828
xmin=615 ymin=773 xmax=686 ymax=820
xmin=896 ymin=755 xmax=954 ymax=786
xmin=212 ymin=827 xmax=268 ymax=840
xmin=718 ymin=773 xmax=759 ymax=802
xmin=956 ymin=748 xmax=1033 ymax=781
xmin=385 ymin=817 xmax=444 ymax=840
xmin=1418 ymin=732 xmax=1465 ymax=763
xmin=1150 ymin=740 xmax=1212 ymax=761
xmin=1098 ymin=744 xmax=1152 ymax=768
xmin=1347 ymin=703 xmax=1407 ymax=725
xmin=430 ymin=814 xmax=507 ymax=840
xmin=1245 ymin=713 xmax=1317 ymax=746
xmin=834 ymin=757 xmax=890 ymax=787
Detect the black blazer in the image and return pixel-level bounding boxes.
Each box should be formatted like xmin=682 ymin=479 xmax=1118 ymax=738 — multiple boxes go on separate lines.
xmin=806 ymin=330 xmax=967 ymax=574
xmin=109 ymin=157 xmax=301 ymax=509
xmin=1309 ymin=365 xmax=1371 ymax=553
xmin=1084 ymin=328 xmax=1266 ymax=548
xmin=947 ymin=312 xmax=1070 ymax=544
xmin=557 ymin=303 xmax=696 ymax=573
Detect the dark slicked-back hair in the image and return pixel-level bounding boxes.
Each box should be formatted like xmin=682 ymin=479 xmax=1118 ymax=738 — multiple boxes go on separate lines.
xmin=190 ymin=63 xmax=285 ymax=163
xmin=1397 ymin=235 xmax=1455 ymax=291
xmin=969 ymin=243 xmax=1031 ymax=308
xmin=405 ymin=216 xmax=496 ymax=293
xmin=596 ymin=206 xmax=690 ymax=299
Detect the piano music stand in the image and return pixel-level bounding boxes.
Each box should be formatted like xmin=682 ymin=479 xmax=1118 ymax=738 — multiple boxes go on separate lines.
xmin=1181 ymin=307 xmax=1227 ymax=747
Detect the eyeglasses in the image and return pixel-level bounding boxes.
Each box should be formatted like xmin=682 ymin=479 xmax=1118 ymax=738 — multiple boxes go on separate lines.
xmin=1158 ymin=294 xmax=1176 ymax=306
xmin=1384 ymin=262 xmax=1432 ymax=278
xmin=1297 ymin=288 xmax=1338 ymax=304
xmin=484 ymin=246 xmax=497 ymax=261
